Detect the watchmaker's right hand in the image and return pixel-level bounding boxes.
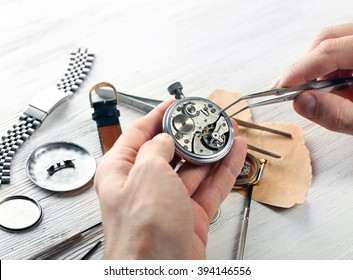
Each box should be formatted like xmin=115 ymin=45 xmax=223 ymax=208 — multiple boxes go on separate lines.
xmin=275 ymin=23 xmax=353 ymax=135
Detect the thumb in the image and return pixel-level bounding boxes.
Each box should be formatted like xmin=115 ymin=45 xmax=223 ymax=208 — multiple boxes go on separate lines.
xmin=294 ymin=90 xmax=353 ymax=135
xmin=136 ymin=133 xmax=175 ymax=163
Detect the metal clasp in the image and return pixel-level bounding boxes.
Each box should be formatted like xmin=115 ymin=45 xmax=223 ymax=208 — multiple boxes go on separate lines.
xmin=25 ymin=86 xmax=71 ymax=121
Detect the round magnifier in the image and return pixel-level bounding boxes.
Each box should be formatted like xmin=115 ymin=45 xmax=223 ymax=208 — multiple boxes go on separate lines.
xmin=0 ymin=195 xmax=43 ymax=232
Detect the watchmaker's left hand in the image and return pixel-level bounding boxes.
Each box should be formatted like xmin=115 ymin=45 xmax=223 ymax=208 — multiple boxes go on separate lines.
xmin=94 ymin=99 xmax=247 ymax=259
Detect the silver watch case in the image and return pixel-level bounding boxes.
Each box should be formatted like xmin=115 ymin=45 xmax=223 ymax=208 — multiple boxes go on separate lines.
xmin=162 ymin=96 xmax=234 ymax=164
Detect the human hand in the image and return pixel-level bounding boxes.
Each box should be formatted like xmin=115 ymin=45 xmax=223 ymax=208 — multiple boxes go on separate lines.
xmin=275 ymin=23 xmax=353 ymax=135
xmin=94 ymin=99 xmax=247 ymax=259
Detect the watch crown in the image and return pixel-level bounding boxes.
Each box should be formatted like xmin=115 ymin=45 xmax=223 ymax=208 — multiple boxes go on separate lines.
xmin=167 ymin=82 xmax=185 ymax=99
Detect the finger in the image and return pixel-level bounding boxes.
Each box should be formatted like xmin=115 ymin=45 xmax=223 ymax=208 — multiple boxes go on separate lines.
xmin=319 ymin=69 xmax=353 ymax=81
xmin=191 ymin=137 xmax=247 ymax=221
xmin=331 ymin=86 xmax=353 ymax=101
xmin=101 ymin=99 xmax=174 ymax=173
xmin=309 ymin=24 xmax=353 ymax=51
xmin=135 ymin=133 xmax=175 ymax=165
xmin=95 ymin=99 xmax=174 ymax=195
xmin=126 ymin=133 xmax=186 ymax=196
xmin=178 ymin=162 xmax=213 ymax=196
xmin=293 ymin=90 xmax=353 ymax=135
xmin=113 ymin=98 xmax=174 ymax=153
xmin=124 ymin=133 xmax=177 ymax=190
xmin=279 ymin=35 xmax=353 ymax=86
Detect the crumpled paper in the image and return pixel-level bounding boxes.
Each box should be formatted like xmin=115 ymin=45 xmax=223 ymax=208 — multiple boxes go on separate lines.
xmin=208 ymin=89 xmax=312 ymax=208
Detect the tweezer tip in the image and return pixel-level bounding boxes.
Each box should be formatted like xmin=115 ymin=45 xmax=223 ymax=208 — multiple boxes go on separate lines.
xmin=220 ymin=96 xmax=244 ymax=113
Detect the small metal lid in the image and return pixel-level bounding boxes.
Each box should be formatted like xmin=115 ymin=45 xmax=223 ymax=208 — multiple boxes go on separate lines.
xmin=0 ymin=195 xmax=43 ymax=232
xmin=26 ymin=142 xmax=96 ymax=192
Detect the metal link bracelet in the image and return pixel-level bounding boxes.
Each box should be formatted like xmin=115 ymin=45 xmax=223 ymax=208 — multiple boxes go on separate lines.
xmin=0 ymin=48 xmax=94 ymax=185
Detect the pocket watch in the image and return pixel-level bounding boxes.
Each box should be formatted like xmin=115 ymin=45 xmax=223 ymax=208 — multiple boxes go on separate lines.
xmin=162 ymin=82 xmax=234 ymax=164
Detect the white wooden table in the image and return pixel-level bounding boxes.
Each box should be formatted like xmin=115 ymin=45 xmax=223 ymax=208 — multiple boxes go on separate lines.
xmin=1 ymin=0 xmax=353 ymax=260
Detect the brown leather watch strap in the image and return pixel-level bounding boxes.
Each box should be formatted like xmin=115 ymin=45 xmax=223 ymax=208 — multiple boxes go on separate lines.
xmin=90 ymin=82 xmax=122 ymax=154
xmin=97 ymin=124 xmax=122 ymax=154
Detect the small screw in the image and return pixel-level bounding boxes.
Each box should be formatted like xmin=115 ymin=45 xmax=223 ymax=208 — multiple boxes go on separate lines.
xmin=175 ymin=132 xmax=183 ymax=140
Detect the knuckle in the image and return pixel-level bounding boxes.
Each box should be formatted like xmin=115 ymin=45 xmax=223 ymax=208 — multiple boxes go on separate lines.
xmin=324 ymin=100 xmax=353 ymax=133
xmin=316 ymin=25 xmax=335 ymax=41
xmin=138 ymin=141 xmax=160 ymax=158
xmin=336 ymin=101 xmax=353 ymax=133
xmin=135 ymin=155 xmax=165 ymax=172
xmin=316 ymin=38 xmax=339 ymax=57
xmin=325 ymin=110 xmax=341 ymax=131
xmin=310 ymin=25 xmax=335 ymax=49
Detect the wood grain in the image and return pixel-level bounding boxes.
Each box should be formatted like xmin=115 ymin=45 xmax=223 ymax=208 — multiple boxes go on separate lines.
xmin=1 ymin=0 xmax=353 ymax=260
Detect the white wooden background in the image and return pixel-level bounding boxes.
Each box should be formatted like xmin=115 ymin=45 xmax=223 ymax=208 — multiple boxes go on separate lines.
xmin=1 ymin=0 xmax=353 ymax=260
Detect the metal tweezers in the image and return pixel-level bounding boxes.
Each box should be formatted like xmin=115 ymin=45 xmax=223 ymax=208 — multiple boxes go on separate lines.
xmin=220 ymin=77 xmax=353 ymax=118
xmin=94 ymin=88 xmax=292 ymax=158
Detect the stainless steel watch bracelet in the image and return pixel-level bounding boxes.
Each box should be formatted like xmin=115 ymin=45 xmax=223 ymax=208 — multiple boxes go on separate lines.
xmin=0 ymin=48 xmax=94 ymax=185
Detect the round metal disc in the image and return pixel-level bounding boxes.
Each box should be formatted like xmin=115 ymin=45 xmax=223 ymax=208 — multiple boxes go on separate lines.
xmin=0 ymin=196 xmax=42 ymax=232
xmin=26 ymin=142 xmax=96 ymax=192
xmin=172 ymin=114 xmax=195 ymax=133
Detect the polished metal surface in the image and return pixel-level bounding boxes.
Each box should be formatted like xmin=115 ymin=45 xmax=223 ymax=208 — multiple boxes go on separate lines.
xmin=0 ymin=115 xmax=41 ymax=184
xmin=27 ymin=48 xmax=95 ymax=116
xmin=222 ymin=77 xmax=353 ymax=118
xmin=26 ymin=142 xmax=96 ymax=192
xmin=0 ymin=196 xmax=43 ymax=232
xmin=163 ymin=96 xmax=234 ymax=164
xmin=234 ymin=154 xmax=267 ymax=259
xmin=2 ymin=0 xmax=353 ymax=261
xmin=0 ymin=48 xmax=94 ymax=185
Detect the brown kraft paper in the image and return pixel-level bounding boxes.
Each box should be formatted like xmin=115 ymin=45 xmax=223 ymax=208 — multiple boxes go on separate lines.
xmin=208 ymin=89 xmax=312 ymax=208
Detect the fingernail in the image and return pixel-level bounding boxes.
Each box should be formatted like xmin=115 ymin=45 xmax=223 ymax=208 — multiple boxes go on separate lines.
xmin=154 ymin=133 xmax=171 ymax=140
xmin=270 ymin=77 xmax=281 ymax=89
xmin=296 ymin=93 xmax=317 ymax=119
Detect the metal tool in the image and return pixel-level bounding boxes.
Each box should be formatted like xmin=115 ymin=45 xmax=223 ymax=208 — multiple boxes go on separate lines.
xmin=234 ymin=118 xmax=292 ymax=138
xmin=118 ymin=91 xmax=161 ymax=113
xmin=96 ymin=88 xmax=291 ymax=140
xmin=95 ymin=88 xmax=291 ymax=158
xmin=234 ymin=154 xmax=267 ymax=260
xmin=220 ymin=77 xmax=353 ymax=118
xmin=80 ymin=240 xmax=102 ymax=260
xmin=236 ymin=185 xmax=253 ymax=260
xmin=29 ymin=222 xmax=102 ymax=260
